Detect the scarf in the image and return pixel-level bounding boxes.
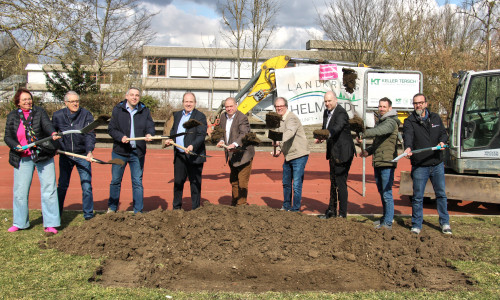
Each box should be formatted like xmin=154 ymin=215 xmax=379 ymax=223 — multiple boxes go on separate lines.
xmin=18 ymin=108 xmax=39 ymax=160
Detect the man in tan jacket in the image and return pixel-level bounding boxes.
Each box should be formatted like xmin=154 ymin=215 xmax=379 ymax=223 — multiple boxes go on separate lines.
xmin=217 ymin=97 xmax=255 ymax=206
xmin=272 ymin=97 xmax=310 ymax=212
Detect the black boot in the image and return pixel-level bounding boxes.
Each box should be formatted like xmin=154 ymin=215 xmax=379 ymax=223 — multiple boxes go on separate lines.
xmin=318 ymin=209 xmax=337 ymax=219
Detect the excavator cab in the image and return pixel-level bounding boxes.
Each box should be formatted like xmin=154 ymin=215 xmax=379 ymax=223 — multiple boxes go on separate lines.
xmin=448 ymin=70 xmax=500 ymax=174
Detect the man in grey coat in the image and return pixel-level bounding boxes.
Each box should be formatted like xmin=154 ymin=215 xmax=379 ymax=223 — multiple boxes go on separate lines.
xmin=358 ymin=97 xmax=400 ymax=229
xmin=216 ymin=97 xmax=255 ymax=206
xmin=272 ymin=97 xmax=310 ymax=212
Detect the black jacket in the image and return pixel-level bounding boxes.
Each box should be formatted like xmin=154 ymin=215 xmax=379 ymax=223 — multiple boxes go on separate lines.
xmin=4 ymin=106 xmax=59 ymax=168
xmin=52 ymin=107 xmax=96 ymax=154
xmin=403 ymin=109 xmax=448 ymax=167
xmin=108 ymin=100 xmax=155 ymax=158
xmin=170 ymin=109 xmax=207 ymax=164
xmin=323 ymin=105 xmax=355 ymax=164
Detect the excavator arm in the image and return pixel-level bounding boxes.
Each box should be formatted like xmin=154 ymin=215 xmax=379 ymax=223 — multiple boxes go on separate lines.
xmin=207 ymin=55 xmax=291 ymax=133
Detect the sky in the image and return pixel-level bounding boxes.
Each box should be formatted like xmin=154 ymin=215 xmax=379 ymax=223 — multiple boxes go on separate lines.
xmin=140 ymin=0 xmax=463 ymax=50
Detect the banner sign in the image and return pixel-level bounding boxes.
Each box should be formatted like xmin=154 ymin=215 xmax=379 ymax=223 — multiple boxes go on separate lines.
xmin=367 ymin=72 xmax=421 ymax=108
xmin=275 ymin=65 xmax=329 ymax=125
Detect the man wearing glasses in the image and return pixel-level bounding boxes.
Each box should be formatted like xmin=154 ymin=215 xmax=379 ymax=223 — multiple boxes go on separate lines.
xmin=52 ymin=91 xmax=96 ymax=220
xmin=403 ymin=93 xmax=452 ymax=235
xmin=272 ymin=97 xmax=310 ymax=212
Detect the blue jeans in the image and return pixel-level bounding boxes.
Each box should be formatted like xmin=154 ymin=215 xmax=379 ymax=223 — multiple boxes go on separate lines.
xmin=374 ymin=167 xmax=395 ymax=226
xmin=13 ymin=157 xmax=60 ymax=229
xmin=108 ymin=150 xmax=145 ymax=213
xmin=57 ymin=154 xmax=94 ymax=218
xmin=282 ymin=155 xmax=308 ymax=212
xmin=411 ymin=162 xmax=450 ymax=229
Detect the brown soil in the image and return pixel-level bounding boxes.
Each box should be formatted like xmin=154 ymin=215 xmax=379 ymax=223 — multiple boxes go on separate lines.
xmin=45 ymin=204 xmax=474 ymax=293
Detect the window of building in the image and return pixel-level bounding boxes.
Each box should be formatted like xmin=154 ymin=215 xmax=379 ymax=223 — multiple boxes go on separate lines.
xmin=238 ymin=61 xmax=253 ymax=79
xmin=169 ymin=59 xmax=188 ymax=77
xmin=191 ymin=59 xmax=210 ymax=78
xmin=214 ymin=60 xmax=232 ymax=78
xmin=90 ymin=73 xmax=111 ymax=84
xmin=148 ymin=57 xmax=167 ymax=76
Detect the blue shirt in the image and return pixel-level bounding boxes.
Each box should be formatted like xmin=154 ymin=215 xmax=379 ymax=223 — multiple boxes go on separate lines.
xmin=126 ymin=103 xmax=138 ymax=149
xmin=175 ymin=110 xmax=192 ymax=152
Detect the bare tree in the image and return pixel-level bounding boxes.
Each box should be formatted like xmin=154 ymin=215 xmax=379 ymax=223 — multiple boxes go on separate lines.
xmin=460 ymin=0 xmax=500 ymax=70
xmin=219 ymin=0 xmax=248 ymax=90
xmin=317 ymin=0 xmax=393 ymax=64
xmin=381 ymin=0 xmax=430 ymax=68
xmin=0 ymin=0 xmax=82 ymax=60
xmin=80 ymin=0 xmax=157 ymax=82
xmin=248 ymin=0 xmax=280 ymax=75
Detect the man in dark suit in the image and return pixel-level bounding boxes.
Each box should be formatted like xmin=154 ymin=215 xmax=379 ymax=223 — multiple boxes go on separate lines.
xmin=315 ymin=91 xmax=355 ymax=218
xmin=216 ymin=97 xmax=255 ymax=206
xmin=166 ymin=92 xmax=207 ymax=210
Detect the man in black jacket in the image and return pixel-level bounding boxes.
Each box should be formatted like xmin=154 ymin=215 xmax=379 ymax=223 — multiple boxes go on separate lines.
xmin=315 ymin=91 xmax=355 ymax=218
xmin=53 ymin=91 xmax=96 ymax=220
xmin=403 ymin=93 xmax=451 ymax=235
xmin=107 ymin=87 xmax=155 ymax=213
xmin=166 ymin=92 xmax=207 ymax=210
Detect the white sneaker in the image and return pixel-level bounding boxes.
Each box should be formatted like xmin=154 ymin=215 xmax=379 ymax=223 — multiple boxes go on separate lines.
xmin=410 ymin=227 xmax=421 ymax=235
xmin=107 ymin=208 xmax=116 ymax=214
xmin=441 ymin=224 xmax=452 ymax=235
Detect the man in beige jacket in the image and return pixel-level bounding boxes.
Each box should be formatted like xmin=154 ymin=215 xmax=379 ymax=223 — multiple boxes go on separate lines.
xmin=272 ymin=97 xmax=310 ymax=212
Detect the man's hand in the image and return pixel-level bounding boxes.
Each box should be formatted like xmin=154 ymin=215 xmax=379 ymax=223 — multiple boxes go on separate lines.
xmin=165 ymin=139 xmax=173 ymax=147
xmin=216 ymin=140 xmax=225 ymax=148
xmin=272 ymin=148 xmax=281 ymax=157
xmin=272 ymin=140 xmax=280 ymax=147
xmin=404 ymin=147 xmax=412 ymax=157
xmin=121 ymin=136 xmax=129 ymax=143
xmin=51 ymin=132 xmax=61 ymax=140
xmin=438 ymin=142 xmax=446 ymax=150
xmin=86 ymin=152 xmax=94 ymax=162
xmin=359 ymin=150 xmax=369 ymax=157
xmin=145 ymin=134 xmax=153 ymax=142
xmin=355 ymin=137 xmax=362 ymax=144
xmin=14 ymin=145 xmax=23 ymax=152
xmin=314 ymin=138 xmax=323 ymax=144
xmin=186 ymin=145 xmax=194 ymax=154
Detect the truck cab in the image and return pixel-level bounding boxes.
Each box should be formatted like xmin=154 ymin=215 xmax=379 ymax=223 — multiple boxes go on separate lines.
xmin=448 ymin=70 xmax=500 ymax=175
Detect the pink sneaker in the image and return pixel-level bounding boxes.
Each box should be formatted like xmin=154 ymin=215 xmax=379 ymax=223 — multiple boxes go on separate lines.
xmin=44 ymin=227 xmax=58 ymax=234
xmin=8 ymin=226 xmax=19 ymax=232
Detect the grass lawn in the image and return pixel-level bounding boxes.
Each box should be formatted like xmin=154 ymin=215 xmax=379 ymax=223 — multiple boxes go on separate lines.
xmin=1 ymin=210 xmax=499 ymax=299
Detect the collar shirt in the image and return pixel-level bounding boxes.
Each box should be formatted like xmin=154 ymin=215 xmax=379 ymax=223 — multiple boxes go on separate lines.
xmin=326 ymin=107 xmax=335 ymax=129
xmin=126 ymin=103 xmax=138 ymax=149
xmin=175 ymin=110 xmax=192 ymax=152
xmin=225 ymin=113 xmax=237 ymax=146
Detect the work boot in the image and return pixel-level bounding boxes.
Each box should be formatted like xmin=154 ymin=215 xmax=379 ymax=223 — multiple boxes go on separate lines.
xmin=318 ymin=209 xmax=336 ymax=219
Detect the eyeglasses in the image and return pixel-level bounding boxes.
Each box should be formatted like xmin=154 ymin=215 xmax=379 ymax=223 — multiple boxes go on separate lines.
xmin=413 ymin=101 xmax=425 ymax=106
xmin=66 ymin=100 xmax=79 ymax=104
xmin=274 ymin=105 xmax=286 ymax=108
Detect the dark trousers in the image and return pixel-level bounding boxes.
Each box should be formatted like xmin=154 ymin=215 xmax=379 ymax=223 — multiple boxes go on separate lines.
xmin=229 ymin=160 xmax=253 ymax=206
xmin=328 ymin=158 xmax=352 ymax=217
xmin=57 ymin=154 xmax=94 ymax=218
xmin=173 ymin=153 xmax=204 ymax=210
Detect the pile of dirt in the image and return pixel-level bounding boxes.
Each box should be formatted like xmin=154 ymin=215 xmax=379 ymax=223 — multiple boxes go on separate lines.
xmin=45 ymin=204 xmax=473 ymax=293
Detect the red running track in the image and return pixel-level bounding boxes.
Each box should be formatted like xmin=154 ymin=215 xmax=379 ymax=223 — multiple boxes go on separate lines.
xmin=0 ymin=145 xmax=497 ymax=215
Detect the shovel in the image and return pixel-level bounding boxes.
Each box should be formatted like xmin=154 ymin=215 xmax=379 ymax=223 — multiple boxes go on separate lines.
xmin=21 ymin=115 xmax=110 ymax=150
xmin=57 ymin=150 xmax=125 ymax=166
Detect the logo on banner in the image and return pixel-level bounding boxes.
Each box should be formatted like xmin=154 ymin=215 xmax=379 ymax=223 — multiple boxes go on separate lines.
xmin=319 ymin=64 xmax=338 ymax=80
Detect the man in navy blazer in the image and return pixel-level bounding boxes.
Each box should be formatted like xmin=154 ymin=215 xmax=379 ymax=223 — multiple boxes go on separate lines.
xmin=166 ymin=92 xmax=207 ymax=210
xmin=315 ymin=91 xmax=355 ymax=218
